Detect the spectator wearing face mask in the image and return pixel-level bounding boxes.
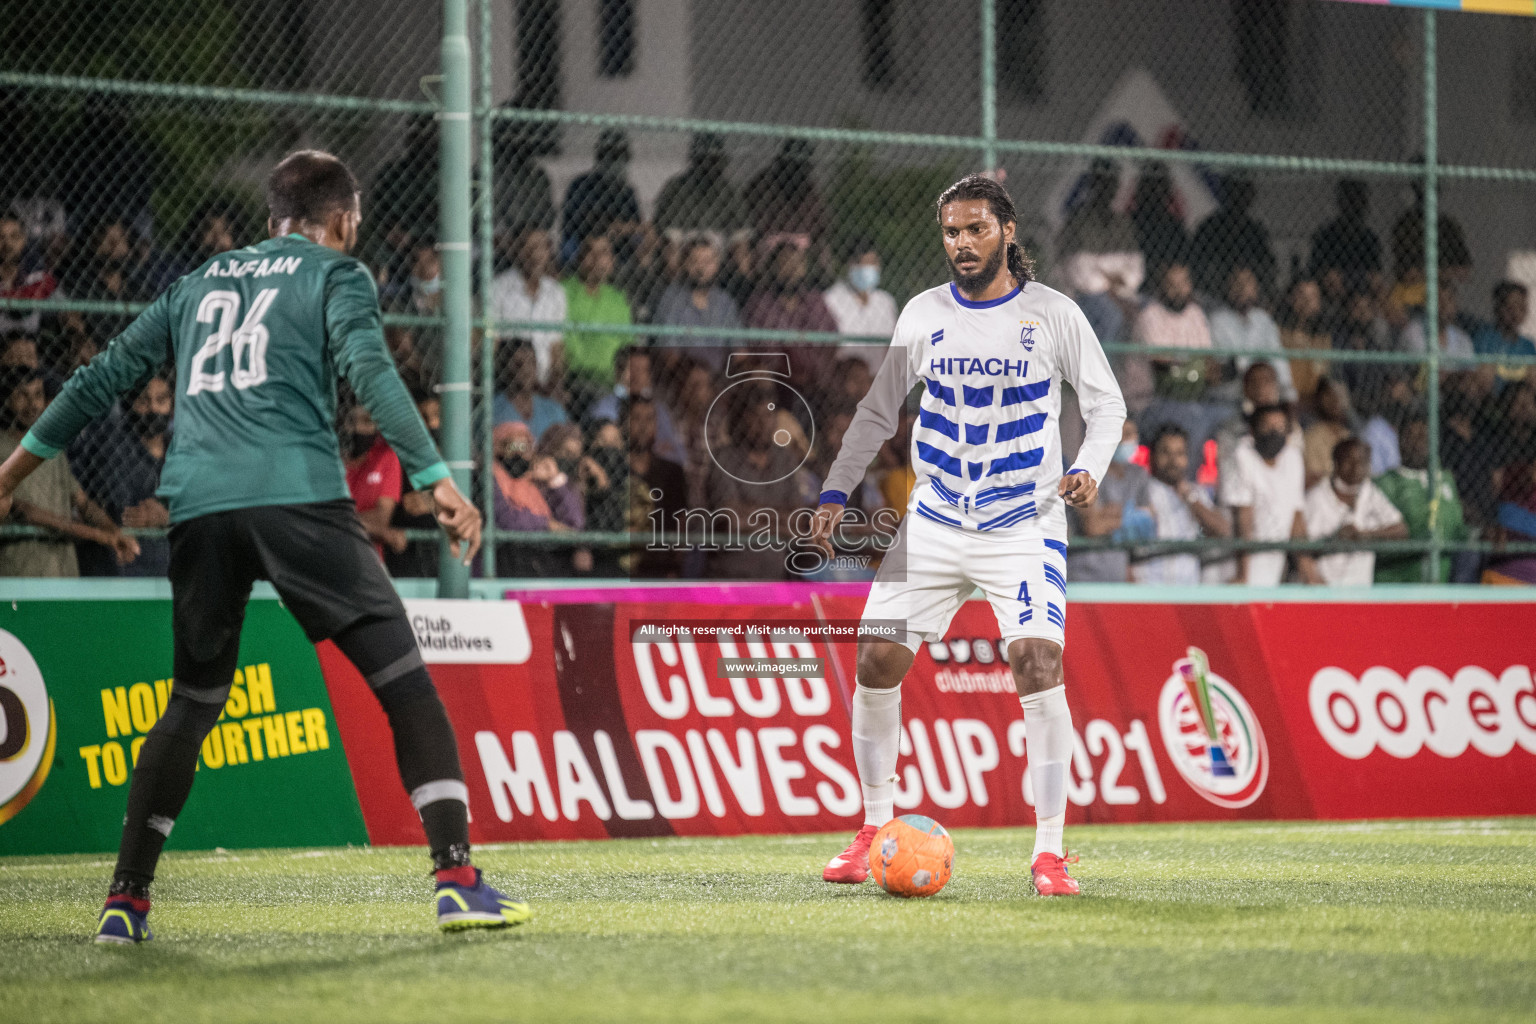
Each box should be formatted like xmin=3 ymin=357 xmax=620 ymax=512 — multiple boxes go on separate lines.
xmin=1221 ymin=403 xmax=1320 ymax=586
xmin=343 ymin=404 xmax=406 ymax=562
xmin=654 ymin=237 xmax=740 ymax=371
xmin=1134 ymin=424 xmax=1232 ymax=585
xmin=1305 ymin=437 xmax=1406 ymax=585
xmin=1066 ymin=420 xmax=1154 ymax=583
xmin=492 ymin=420 xmax=580 ymax=532
xmin=824 ymin=241 xmax=898 ymax=372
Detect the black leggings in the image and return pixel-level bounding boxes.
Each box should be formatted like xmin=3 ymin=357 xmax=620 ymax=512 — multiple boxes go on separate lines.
xmin=111 ymin=614 xmax=470 ymax=894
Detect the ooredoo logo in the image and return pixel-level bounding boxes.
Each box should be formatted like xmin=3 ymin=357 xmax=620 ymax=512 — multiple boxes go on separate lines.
xmin=0 ymin=629 xmax=55 ymax=825
xmin=1309 ymin=665 xmax=1536 ymax=760
xmin=1156 ymin=647 xmax=1269 ymax=808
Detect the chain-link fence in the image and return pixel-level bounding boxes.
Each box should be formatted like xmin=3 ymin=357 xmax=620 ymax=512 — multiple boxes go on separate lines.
xmin=3 ymin=0 xmax=1535 ymax=589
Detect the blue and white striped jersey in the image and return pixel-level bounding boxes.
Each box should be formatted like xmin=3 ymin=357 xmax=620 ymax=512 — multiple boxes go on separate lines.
xmin=820 ymin=280 xmax=1126 ymax=540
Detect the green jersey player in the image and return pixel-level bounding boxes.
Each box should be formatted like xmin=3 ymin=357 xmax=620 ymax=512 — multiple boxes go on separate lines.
xmin=0 ymin=151 xmax=530 ymax=940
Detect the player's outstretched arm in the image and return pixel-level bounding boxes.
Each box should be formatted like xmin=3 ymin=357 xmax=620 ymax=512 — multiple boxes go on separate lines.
xmin=0 ymin=448 xmax=45 ymax=519
xmin=432 ymin=476 xmax=482 ymax=566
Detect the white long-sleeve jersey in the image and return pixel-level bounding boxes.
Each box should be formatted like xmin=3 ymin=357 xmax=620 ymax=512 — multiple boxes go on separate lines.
xmin=820 ymin=280 xmax=1126 ymax=541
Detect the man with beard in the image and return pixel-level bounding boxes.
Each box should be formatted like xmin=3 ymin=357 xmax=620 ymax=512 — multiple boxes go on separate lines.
xmin=0 ymin=367 xmax=138 ymax=577
xmin=1134 ymin=424 xmax=1232 ymax=585
xmin=105 ymin=374 xmax=177 ymax=577
xmin=0 ymin=150 xmax=521 ymax=941
xmin=807 ymin=174 xmax=1125 ymax=897
xmin=654 ymin=237 xmax=741 ymax=369
xmin=622 ymin=394 xmax=688 ymax=578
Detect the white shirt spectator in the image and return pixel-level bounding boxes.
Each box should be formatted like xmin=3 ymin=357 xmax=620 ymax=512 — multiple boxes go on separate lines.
xmin=1304 ymin=478 xmax=1404 ymax=585
xmin=1134 ymin=476 xmax=1217 ymax=585
xmin=1400 ymin=316 xmax=1474 ymax=358
xmin=1220 ymin=435 xmax=1306 ymax=586
xmin=1208 ymin=305 xmax=1296 ymax=401
xmin=1132 ymin=301 xmax=1212 ymax=351
xmin=824 ymin=279 xmax=898 ymax=371
xmin=490 ymin=268 xmax=567 ymax=384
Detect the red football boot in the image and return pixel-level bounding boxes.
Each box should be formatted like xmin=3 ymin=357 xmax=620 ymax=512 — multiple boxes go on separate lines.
xmin=822 ymin=824 xmax=880 ymax=883
xmin=1031 ymin=851 xmax=1081 ymax=896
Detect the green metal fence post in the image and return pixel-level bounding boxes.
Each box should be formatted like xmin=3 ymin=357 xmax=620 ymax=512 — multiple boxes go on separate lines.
xmin=979 ymin=0 xmax=998 ymax=173
xmin=477 ymin=0 xmax=498 ymax=580
xmin=438 ymin=0 xmax=474 ymax=597
xmin=1423 ymin=9 xmax=1443 ymax=584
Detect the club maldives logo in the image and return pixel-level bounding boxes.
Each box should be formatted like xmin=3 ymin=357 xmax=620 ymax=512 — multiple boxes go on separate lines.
xmin=1156 ymin=647 xmax=1268 ymax=808
xmin=0 ymin=629 xmax=56 ymax=826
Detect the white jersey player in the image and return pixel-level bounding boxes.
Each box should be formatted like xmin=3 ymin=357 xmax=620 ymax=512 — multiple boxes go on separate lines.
xmin=809 ymin=175 xmax=1126 ymax=896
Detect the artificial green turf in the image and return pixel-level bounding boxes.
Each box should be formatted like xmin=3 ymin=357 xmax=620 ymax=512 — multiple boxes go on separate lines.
xmin=1 ymin=819 xmax=1533 ymax=1024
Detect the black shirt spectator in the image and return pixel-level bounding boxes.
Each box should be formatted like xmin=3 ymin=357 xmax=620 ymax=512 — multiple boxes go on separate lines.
xmin=1309 ymin=179 xmax=1382 ymax=295
xmin=1191 ymin=173 xmax=1276 ymax=300
xmin=1131 ymin=162 xmax=1189 ymax=280
xmin=654 ymin=133 xmax=749 ymax=240
xmin=561 ymin=129 xmax=641 ymax=267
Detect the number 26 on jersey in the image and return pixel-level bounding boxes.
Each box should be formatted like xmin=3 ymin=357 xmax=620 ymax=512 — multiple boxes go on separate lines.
xmin=188 ymin=288 xmax=278 ymax=395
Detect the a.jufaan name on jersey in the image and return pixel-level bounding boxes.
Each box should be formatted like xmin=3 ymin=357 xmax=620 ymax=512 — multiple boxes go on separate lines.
xmin=203 ymin=256 xmax=304 ymax=279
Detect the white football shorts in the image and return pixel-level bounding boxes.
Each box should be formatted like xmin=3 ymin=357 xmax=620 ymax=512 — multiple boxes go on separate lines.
xmin=860 ymin=509 xmax=1068 ymax=653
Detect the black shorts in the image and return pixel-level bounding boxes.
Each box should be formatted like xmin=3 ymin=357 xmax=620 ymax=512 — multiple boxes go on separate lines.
xmin=167 ymin=501 xmax=405 ymax=701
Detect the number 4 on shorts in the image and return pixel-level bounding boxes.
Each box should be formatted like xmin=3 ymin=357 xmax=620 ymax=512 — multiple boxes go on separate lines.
xmin=1017 ymin=580 xmax=1032 ymax=624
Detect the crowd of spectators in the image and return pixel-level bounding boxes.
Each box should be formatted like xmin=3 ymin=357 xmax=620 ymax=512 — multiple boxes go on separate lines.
xmin=1060 ymin=162 xmax=1536 ymax=585
xmin=3 ymin=134 xmax=1534 ymax=585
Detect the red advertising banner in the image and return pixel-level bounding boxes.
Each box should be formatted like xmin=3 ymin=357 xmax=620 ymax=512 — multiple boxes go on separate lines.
xmin=320 ymin=595 xmax=1536 ymax=846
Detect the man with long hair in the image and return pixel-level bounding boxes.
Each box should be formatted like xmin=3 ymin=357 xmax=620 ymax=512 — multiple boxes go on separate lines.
xmin=809 ymin=174 xmax=1126 ymax=896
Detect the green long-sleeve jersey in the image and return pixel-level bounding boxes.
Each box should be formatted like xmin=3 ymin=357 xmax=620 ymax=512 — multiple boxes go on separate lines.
xmin=22 ymin=234 xmax=448 ymax=524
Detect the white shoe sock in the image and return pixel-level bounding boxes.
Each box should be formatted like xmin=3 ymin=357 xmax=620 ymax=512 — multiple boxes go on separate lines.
xmin=1020 ymin=684 xmax=1073 ymax=859
xmin=851 ymin=682 xmax=902 ymax=827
